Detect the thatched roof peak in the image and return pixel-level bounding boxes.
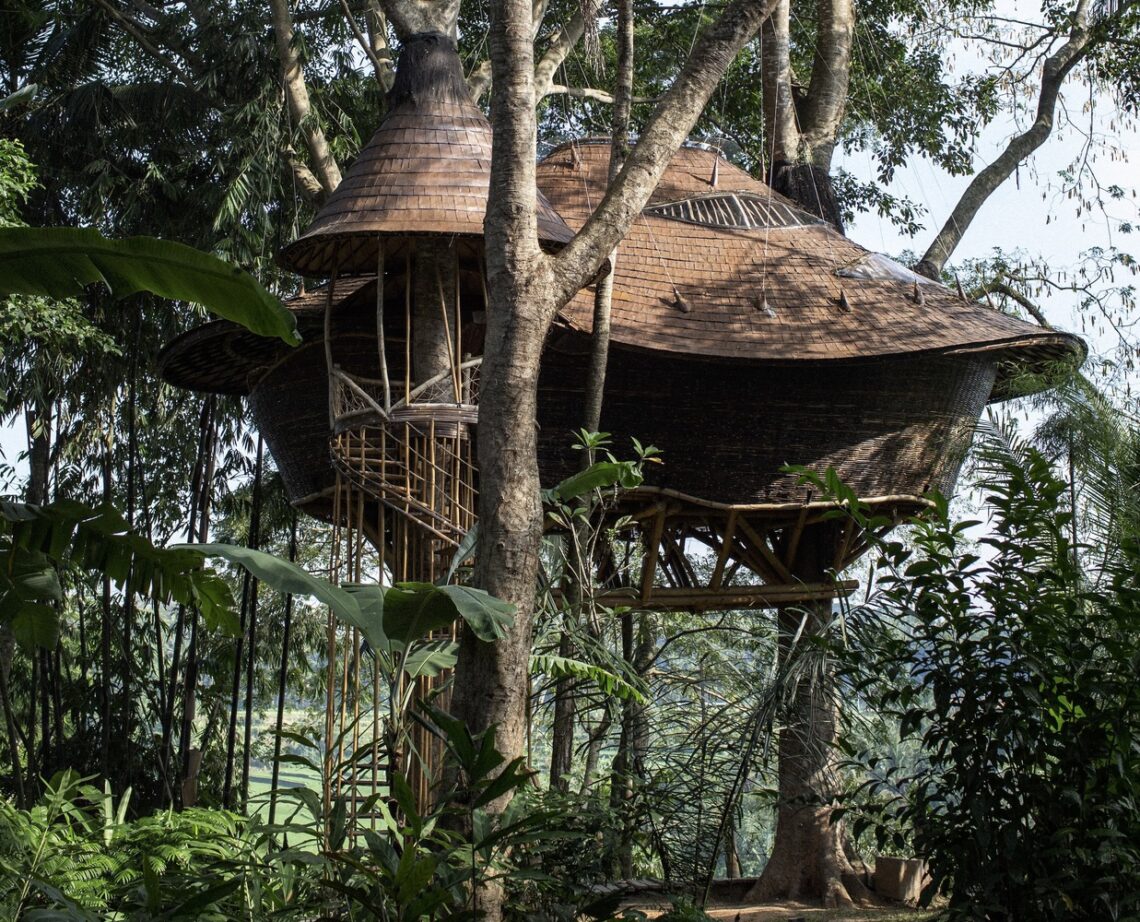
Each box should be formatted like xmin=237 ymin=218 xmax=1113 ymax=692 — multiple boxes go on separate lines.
xmin=278 ymin=33 xmax=573 ymax=277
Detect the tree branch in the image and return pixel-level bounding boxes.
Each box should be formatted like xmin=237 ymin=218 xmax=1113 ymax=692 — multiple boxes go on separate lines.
xmin=970 ymin=279 xmax=1052 ymax=328
xmin=340 ymin=0 xmax=394 ymax=88
xmin=915 ymin=0 xmax=1119 ymax=279
xmin=268 ymin=0 xmax=343 ymax=196
xmin=468 ymin=58 xmax=493 ymax=101
xmin=582 ymin=0 xmax=634 ymax=439
xmin=467 ymin=0 xmax=565 ymax=102
xmin=534 ymin=10 xmax=586 ymax=100
xmin=544 ymin=84 xmax=655 ymax=104
xmin=284 ymin=149 xmax=328 ymax=206
xmin=364 ymin=1 xmax=397 ymax=92
xmin=91 ymin=0 xmax=193 ymax=85
xmin=550 ymin=0 xmax=781 ymax=301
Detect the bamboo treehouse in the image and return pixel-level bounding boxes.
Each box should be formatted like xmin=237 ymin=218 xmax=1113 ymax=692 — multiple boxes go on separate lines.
xmin=160 ymin=53 xmax=1083 ymax=830
xmin=163 ymin=31 xmax=574 ymax=814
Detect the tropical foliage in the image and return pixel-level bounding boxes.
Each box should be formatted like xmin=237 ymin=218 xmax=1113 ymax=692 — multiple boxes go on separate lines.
xmin=0 ymin=0 xmax=1138 ymax=917
xmin=835 ymin=423 xmax=1140 ymax=919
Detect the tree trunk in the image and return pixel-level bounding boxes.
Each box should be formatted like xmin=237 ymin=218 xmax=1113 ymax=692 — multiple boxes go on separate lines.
xmin=760 ymin=0 xmax=797 ymax=166
xmin=770 ymin=162 xmax=844 ymax=232
xmin=444 ymin=0 xmax=783 ymax=910
xmin=746 ymin=579 xmax=870 ymax=907
xmin=122 ymin=315 xmax=140 ymax=788
xmin=760 ymin=0 xmax=851 ymax=232
xmin=724 ymin=806 xmax=741 ymax=878
xmin=609 ymin=610 xmax=636 ymax=878
xmin=578 ymin=706 xmax=611 ymax=794
xmin=412 ymin=238 xmax=457 ymax=397
xmin=178 ymin=398 xmax=217 ymax=801
xmin=268 ymin=0 xmax=343 ymax=194
xmin=269 ymin=512 xmax=299 ymax=827
xmin=223 ymin=570 xmax=252 ymax=809
xmin=100 ymin=442 xmax=114 ymax=782
xmin=240 ymin=435 xmax=265 ymax=805
xmin=548 ymin=630 xmax=576 ymax=790
xmin=0 ymin=633 xmax=26 ymax=808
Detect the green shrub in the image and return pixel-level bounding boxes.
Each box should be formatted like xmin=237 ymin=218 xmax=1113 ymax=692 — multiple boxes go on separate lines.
xmin=834 ymin=445 xmax=1140 ymax=920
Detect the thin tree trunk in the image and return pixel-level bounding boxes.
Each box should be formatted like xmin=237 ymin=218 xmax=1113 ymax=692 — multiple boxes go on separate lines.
xmin=50 ymin=643 xmax=63 ymax=772
xmin=548 ymin=630 xmax=576 ymax=790
xmin=100 ymin=444 xmax=114 ymax=782
xmin=580 ymin=0 xmax=632 ymax=439
xmin=269 ymin=512 xmax=299 ymax=827
xmin=0 ymin=635 xmax=26 ymax=808
xmin=38 ymin=652 xmax=50 ymax=777
xmin=268 ymin=0 xmax=343 ymax=194
xmin=26 ymin=644 xmax=38 ymax=789
xmin=610 ymin=610 xmax=636 ymax=879
xmin=178 ymin=398 xmax=217 ymax=800
xmin=578 ymin=707 xmax=611 ymax=794
xmin=724 ymin=807 xmax=741 ymax=878
xmin=240 ymin=435 xmax=265 ymax=806
xmin=164 ymin=396 xmax=211 ymax=789
xmin=122 ymin=311 xmax=140 ymax=786
xmin=224 ymin=575 xmax=251 ymax=809
xmin=77 ymin=589 xmax=89 ymax=710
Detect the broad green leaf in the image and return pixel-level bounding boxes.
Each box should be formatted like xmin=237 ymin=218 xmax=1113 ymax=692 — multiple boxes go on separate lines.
xmin=443 ymin=523 xmax=479 ymax=583
xmin=438 ymin=584 xmax=515 ymax=640
xmin=402 ymin=639 xmax=458 ymax=678
xmin=530 ymin=653 xmax=648 ymax=703
xmin=187 ymin=543 xmax=365 ymax=634
xmin=10 ymin=602 xmax=59 ymax=651
xmin=0 ymin=546 xmax=61 ymax=626
xmin=382 ymin=583 xmax=514 ymax=644
xmin=0 ymin=227 xmax=299 ymax=343
xmin=544 ymin=460 xmax=643 ymax=503
xmin=397 ymin=853 xmax=438 ymax=903
xmin=340 ymin=583 xmax=388 ymax=652
xmin=2 ymin=501 xmax=238 ymax=645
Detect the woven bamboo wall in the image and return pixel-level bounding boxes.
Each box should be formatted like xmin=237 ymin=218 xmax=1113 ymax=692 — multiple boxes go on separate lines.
xmin=536 ymin=338 xmax=996 ymax=504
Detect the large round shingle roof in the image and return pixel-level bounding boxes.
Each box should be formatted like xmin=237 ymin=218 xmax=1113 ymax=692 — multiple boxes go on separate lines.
xmin=537 ymin=141 xmax=1082 ymax=392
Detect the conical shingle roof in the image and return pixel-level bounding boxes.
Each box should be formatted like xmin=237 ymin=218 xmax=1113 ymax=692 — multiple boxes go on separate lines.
xmin=279 ymin=33 xmax=572 ymax=276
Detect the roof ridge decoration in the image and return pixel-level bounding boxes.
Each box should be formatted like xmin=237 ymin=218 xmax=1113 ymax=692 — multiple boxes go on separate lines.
xmin=645 ymin=191 xmax=824 ymax=231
